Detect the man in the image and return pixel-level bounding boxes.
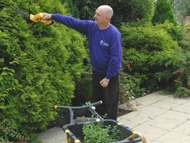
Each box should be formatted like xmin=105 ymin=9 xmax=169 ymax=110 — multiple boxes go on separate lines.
xmin=42 ymin=5 xmax=122 ymax=120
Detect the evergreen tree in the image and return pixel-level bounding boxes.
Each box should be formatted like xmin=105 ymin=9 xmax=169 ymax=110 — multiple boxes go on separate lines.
xmin=62 ymin=0 xmax=80 ymax=18
xmin=152 ymin=0 xmax=177 ymax=25
xmin=72 ymin=5 xmax=80 ymax=18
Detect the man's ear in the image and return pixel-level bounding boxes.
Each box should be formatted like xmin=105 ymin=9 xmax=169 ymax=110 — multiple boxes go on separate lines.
xmin=106 ymin=16 xmax=110 ymax=22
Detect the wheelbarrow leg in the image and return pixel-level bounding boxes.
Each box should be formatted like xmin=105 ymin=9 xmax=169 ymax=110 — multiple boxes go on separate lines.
xmin=125 ymin=131 xmax=147 ymax=143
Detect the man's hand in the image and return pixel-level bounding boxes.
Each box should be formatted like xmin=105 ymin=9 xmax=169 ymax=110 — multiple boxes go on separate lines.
xmin=100 ymin=78 xmax=110 ymax=87
xmin=41 ymin=13 xmax=52 ymax=21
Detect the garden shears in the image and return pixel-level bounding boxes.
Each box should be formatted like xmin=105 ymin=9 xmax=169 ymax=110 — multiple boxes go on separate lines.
xmin=12 ymin=7 xmax=54 ymax=26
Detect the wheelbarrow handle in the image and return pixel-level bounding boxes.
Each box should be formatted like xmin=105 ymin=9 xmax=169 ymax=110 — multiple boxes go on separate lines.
xmin=126 ymin=131 xmax=147 ymax=143
xmin=54 ymin=101 xmax=103 ymax=125
xmin=54 ymin=101 xmax=103 ymax=109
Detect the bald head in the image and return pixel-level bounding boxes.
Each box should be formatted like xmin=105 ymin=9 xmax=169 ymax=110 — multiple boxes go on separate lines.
xmin=94 ymin=5 xmax=113 ymax=29
xmin=98 ymin=5 xmax=113 ymax=19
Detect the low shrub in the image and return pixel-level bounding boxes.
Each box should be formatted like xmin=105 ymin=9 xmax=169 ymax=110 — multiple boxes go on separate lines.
xmin=120 ymin=21 xmax=182 ymax=91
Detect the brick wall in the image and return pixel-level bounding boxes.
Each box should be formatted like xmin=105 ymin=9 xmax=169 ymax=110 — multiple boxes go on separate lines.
xmin=184 ymin=16 xmax=190 ymax=25
xmin=184 ymin=17 xmax=190 ymax=48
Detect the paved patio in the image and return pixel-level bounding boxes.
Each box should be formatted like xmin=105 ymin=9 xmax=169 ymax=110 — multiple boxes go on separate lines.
xmin=38 ymin=91 xmax=190 ymax=143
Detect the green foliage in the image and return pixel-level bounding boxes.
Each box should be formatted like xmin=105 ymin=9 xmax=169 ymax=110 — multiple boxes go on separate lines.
xmin=73 ymin=78 xmax=92 ymax=106
xmin=72 ymin=0 xmax=154 ymax=28
xmin=152 ymin=0 xmax=177 ymax=26
xmin=120 ymin=22 xmax=182 ymax=91
xmin=61 ymin=0 xmax=80 ymax=18
xmin=159 ymin=20 xmax=185 ymax=42
xmin=72 ymin=51 xmax=92 ymax=105
xmin=0 ymin=119 xmax=24 ymax=142
xmin=184 ymin=24 xmax=190 ymax=29
xmin=152 ymin=0 xmax=179 ymax=42
xmin=0 ymin=0 xmax=86 ymax=138
xmin=82 ymin=121 xmax=120 ymax=143
xmin=72 ymin=0 xmax=97 ymax=20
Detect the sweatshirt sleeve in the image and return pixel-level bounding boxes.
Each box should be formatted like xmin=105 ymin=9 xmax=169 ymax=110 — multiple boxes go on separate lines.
xmin=51 ymin=14 xmax=91 ymax=35
xmin=105 ymin=33 xmax=122 ymax=80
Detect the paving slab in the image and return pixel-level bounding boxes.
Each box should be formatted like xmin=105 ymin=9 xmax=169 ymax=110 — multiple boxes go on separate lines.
xmin=134 ymin=91 xmax=171 ymax=106
xmin=157 ymin=110 xmax=190 ymax=122
xmin=159 ymin=95 xmax=190 ymax=105
xmin=152 ymin=131 xmax=190 ymax=143
xmin=137 ymin=106 xmax=168 ymax=118
xmin=173 ymin=100 xmax=190 ymax=114
xmin=118 ymin=111 xmax=151 ymax=128
xmin=38 ymin=127 xmax=67 ymax=143
xmin=150 ymin=100 xmax=179 ymax=110
xmin=172 ymin=122 xmax=190 ymax=136
xmin=133 ymin=124 xmax=168 ymax=141
xmin=144 ymin=116 xmax=183 ymax=130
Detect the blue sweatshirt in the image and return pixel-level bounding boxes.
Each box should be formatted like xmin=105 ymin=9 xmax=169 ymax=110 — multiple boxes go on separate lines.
xmin=51 ymin=14 xmax=122 ymax=79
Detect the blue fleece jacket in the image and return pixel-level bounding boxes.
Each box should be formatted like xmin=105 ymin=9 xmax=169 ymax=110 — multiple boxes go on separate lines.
xmin=51 ymin=14 xmax=122 ymax=79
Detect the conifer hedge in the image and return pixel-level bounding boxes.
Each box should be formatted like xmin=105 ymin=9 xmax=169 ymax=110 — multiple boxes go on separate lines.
xmin=0 ymin=0 xmax=86 ymax=137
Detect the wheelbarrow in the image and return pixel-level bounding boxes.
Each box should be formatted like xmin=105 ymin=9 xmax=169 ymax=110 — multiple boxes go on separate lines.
xmin=54 ymin=101 xmax=146 ymax=143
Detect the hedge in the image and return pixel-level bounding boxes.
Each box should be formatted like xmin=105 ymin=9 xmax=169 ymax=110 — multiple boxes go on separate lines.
xmin=0 ymin=0 xmax=86 ymax=138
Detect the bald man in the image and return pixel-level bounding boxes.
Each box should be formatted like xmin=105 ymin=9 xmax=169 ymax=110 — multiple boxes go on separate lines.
xmin=42 ymin=5 xmax=122 ymax=120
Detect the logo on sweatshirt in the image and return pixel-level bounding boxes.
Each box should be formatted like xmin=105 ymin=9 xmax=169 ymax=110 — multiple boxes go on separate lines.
xmin=100 ymin=40 xmax=109 ymax=47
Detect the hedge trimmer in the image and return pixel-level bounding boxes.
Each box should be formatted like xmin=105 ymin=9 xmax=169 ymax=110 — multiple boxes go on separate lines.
xmin=12 ymin=7 xmax=54 ymax=26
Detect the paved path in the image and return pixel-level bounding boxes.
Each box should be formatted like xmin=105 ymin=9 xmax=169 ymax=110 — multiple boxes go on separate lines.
xmin=38 ymin=91 xmax=190 ymax=143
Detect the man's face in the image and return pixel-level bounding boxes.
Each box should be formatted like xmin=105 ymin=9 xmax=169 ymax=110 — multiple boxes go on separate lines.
xmin=94 ymin=8 xmax=106 ymax=26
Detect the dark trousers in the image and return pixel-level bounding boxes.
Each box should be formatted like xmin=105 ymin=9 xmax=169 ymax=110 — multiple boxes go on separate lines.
xmin=92 ymin=70 xmax=119 ymax=120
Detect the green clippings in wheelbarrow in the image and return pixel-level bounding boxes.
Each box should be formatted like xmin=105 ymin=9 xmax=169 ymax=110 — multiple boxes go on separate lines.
xmin=63 ymin=119 xmax=146 ymax=143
